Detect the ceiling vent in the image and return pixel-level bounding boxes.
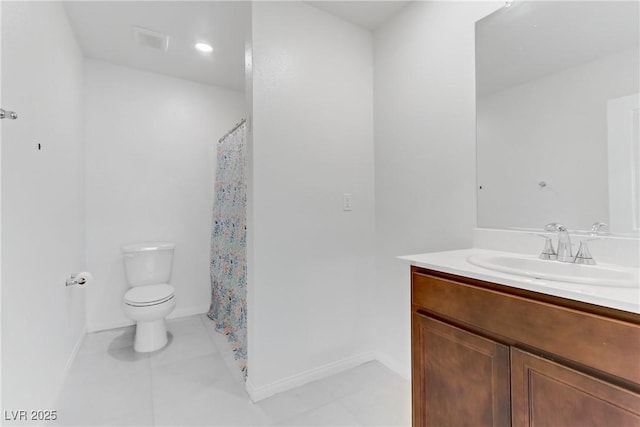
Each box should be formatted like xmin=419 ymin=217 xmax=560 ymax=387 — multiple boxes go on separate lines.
xmin=133 ymin=26 xmax=169 ymax=52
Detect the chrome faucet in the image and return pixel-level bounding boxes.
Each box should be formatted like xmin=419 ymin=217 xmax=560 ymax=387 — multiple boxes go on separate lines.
xmin=544 ymin=222 xmax=574 ymax=263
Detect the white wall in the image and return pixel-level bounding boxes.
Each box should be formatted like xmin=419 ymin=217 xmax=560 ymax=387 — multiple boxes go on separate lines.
xmin=84 ymin=60 xmax=245 ymax=331
xmin=477 ymin=48 xmax=639 ymax=231
xmin=1 ymin=1 xmax=86 ymax=409
xmin=248 ymin=1 xmax=375 ymax=397
xmin=372 ymin=1 xmax=502 ymax=378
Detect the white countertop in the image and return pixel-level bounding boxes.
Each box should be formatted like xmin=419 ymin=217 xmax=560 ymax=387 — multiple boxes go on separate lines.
xmin=399 ymin=249 xmax=640 ymax=314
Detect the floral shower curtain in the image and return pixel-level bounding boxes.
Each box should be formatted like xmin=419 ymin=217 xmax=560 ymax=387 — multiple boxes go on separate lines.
xmin=208 ymin=119 xmax=247 ymax=378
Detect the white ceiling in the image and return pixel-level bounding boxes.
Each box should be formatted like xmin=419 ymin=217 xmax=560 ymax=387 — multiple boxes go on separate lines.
xmin=476 ymin=1 xmax=640 ymax=96
xmin=64 ymin=1 xmax=409 ymax=91
xmin=306 ymin=1 xmax=410 ymax=30
xmin=64 ymin=1 xmax=250 ymax=91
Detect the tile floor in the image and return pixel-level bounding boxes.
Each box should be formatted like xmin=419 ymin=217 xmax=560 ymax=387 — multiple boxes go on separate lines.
xmin=54 ymin=314 xmax=410 ymax=426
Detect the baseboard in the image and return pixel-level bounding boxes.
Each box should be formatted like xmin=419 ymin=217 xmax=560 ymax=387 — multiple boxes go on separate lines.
xmin=87 ymin=304 xmax=209 ymax=332
xmin=168 ymin=304 xmax=209 ymax=320
xmin=52 ymin=324 xmax=88 ymax=406
xmin=246 ymin=351 xmax=376 ymax=402
xmin=375 ymin=351 xmax=410 ymax=380
xmin=87 ymin=318 xmax=134 ymax=333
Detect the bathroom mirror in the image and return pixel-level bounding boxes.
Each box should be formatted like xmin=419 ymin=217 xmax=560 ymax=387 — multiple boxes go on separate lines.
xmin=475 ymin=1 xmax=640 ymax=235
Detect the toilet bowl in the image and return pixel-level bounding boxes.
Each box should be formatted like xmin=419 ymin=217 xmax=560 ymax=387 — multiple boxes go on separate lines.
xmin=122 ymin=242 xmax=176 ymax=352
xmin=124 ymin=283 xmax=176 ymax=352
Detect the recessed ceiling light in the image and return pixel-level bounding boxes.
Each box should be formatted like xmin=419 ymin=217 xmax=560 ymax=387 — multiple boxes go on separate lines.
xmin=195 ymin=43 xmax=214 ymax=53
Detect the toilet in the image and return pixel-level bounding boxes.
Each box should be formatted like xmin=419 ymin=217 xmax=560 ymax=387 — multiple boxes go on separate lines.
xmin=122 ymin=242 xmax=176 ymax=352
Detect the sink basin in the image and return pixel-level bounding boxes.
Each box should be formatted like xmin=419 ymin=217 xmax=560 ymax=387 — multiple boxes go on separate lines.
xmin=467 ymin=254 xmax=639 ymax=288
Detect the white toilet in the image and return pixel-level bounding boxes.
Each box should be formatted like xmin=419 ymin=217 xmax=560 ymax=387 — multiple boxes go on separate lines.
xmin=122 ymin=242 xmax=176 ymax=352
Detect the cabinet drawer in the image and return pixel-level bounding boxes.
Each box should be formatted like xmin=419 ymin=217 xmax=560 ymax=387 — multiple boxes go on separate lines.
xmin=412 ymin=270 xmax=640 ymax=385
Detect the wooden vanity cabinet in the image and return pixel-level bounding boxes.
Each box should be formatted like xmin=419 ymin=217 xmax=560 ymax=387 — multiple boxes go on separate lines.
xmin=411 ymin=266 xmax=640 ymax=427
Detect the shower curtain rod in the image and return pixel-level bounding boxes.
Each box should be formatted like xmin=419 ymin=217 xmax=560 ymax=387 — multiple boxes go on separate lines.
xmin=218 ymin=118 xmax=247 ymax=143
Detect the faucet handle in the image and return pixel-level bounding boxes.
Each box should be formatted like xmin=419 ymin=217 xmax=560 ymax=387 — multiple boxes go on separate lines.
xmin=544 ymin=222 xmax=566 ymax=232
xmin=544 ymin=222 xmax=559 ymax=232
xmin=591 ymin=222 xmax=609 ymax=235
xmin=574 ymin=238 xmax=599 ymax=265
xmin=536 ymin=234 xmax=557 ymax=260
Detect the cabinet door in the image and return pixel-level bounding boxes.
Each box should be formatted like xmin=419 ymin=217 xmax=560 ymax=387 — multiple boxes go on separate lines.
xmin=511 ymin=348 xmax=640 ymax=427
xmin=412 ymin=312 xmax=511 ymax=427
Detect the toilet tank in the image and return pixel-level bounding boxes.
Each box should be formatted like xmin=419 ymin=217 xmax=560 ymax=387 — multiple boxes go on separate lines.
xmin=122 ymin=242 xmax=175 ymax=287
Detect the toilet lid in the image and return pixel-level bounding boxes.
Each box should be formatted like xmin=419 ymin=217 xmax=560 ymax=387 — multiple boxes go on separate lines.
xmin=125 ymin=284 xmax=175 ymax=306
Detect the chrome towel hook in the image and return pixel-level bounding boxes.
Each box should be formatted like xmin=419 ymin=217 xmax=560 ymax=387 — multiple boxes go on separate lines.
xmin=0 ymin=108 xmax=18 ymax=120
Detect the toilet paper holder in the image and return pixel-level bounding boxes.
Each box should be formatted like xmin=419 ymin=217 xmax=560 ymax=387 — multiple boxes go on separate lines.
xmin=66 ymin=272 xmax=93 ymax=287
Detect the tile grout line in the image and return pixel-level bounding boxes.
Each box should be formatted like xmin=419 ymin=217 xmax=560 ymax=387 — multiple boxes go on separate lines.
xmin=319 ymin=363 xmax=411 ymax=427
xmin=200 ymin=313 xmax=246 ymax=382
xmin=147 ymin=352 xmax=157 ymax=427
xmin=199 ymin=313 xmax=221 ymax=352
xmin=335 ymin=396 xmax=366 ymax=427
xmin=317 ymin=374 xmax=374 ymax=427
xmin=274 ymin=394 xmax=347 ymax=426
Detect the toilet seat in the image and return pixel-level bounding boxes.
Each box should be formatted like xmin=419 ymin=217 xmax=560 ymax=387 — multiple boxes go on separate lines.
xmin=125 ymin=284 xmax=175 ymax=307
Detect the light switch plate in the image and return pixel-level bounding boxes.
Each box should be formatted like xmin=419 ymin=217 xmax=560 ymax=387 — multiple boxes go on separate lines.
xmin=343 ymin=193 xmax=353 ymax=211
